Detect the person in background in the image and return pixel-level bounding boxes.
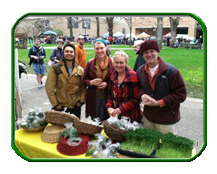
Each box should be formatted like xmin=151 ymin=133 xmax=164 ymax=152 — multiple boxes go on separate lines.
xmin=28 ymin=38 xmax=46 ymax=89
xmin=109 ymin=36 xmax=113 ymax=45
xmin=137 ymin=40 xmax=187 ymax=134
xmin=106 ymin=50 xmax=142 ymax=122
xmin=75 ymin=35 xmax=87 ymax=70
xmin=174 ymin=40 xmax=179 ymax=48
xmin=49 ymin=38 xmax=64 ymax=65
xmin=83 ymin=39 xmax=114 ymax=121
xmin=65 ymin=36 xmax=72 ymax=44
xmin=198 ymin=35 xmax=203 ymax=49
xmin=105 ymin=40 xmax=111 ymax=58
xmin=45 ymin=44 xmax=86 ymax=119
xmin=133 ymin=40 xmax=146 ymax=71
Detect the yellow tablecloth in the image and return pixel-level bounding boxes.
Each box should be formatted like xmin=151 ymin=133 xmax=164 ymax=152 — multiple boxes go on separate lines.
xmin=15 ymin=128 xmax=196 ymax=159
xmin=15 ymin=128 xmax=91 ymax=158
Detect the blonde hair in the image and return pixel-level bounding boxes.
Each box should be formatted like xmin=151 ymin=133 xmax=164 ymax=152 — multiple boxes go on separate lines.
xmin=113 ymin=50 xmax=129 ymax=63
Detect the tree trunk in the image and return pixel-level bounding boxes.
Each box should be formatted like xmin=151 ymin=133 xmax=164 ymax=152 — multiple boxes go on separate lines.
xmin=156 ymin=17 xmax=163 ymax=50
xmin=69 ymin=17 xmax=73 ymax=39
xmin=106 ymin=17 xmax=114 ymax=43
xmin=96 ymin=17 xmax=100 ymax=38
xmin=169 ymin=17 xmax=180 ymax=47
xmin=129 ymin=17 xmax=132 ymax=46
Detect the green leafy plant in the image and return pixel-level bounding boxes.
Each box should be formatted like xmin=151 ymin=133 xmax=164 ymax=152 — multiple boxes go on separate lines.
xmin=120 ymin=129 xmax=163 ymax=155
xmin=60 ymin=127 xmax=78 ymax=139
xmin=120 ymin=128 xmax=194 ymax=158
xmin=156 ymin=133 xmax=194 ymax=158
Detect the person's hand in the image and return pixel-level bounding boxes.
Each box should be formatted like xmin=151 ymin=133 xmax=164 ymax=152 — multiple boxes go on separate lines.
xmin=107 ymin=108 xmax=114 ymax=116
xmin=32 ymin=56 xmax=38 ymax=60
xmin=39 ymin=56 xmax=44 ymax=59
xmin=54 ymin=59 xmax=59 ymax=63
xmin=55 ymin=104 xmax=62 ymax=110
xmin=90 ymin=78 xmax=102 ymax=86
xmin=142 ymin=94 xmax=159 ymax=106
xmin=141 ymin=94 xmax=149 ymax=104
xmin=112 ymin=108 xmax=122 ymax=117
xmin=76 ymin=102 xmax=81 ymax=107
xmin=98 ymin=82 xmax=107 ymax=89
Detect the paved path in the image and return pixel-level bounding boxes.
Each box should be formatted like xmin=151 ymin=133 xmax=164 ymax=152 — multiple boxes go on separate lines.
xmin=18 ymin=74 xmax=204 ymax=154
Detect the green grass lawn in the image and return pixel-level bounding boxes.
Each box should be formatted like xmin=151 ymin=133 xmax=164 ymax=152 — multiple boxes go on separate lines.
xmin=17 ymin=45 xmax=204 ymax=99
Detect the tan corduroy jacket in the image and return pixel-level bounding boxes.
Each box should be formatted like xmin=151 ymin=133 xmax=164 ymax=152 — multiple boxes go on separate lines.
xmin=45 ymin=60 xmax=86 ymax=109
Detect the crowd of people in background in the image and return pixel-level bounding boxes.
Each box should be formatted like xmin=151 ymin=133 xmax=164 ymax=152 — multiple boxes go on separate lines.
xmin=24 ymin=33 xmax=204 ymax=51
xmin=166 ymin=35 xmax=203 ymax=48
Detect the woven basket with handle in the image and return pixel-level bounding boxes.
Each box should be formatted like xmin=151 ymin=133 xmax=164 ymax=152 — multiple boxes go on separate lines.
xmin=44 ymin=110 xmax=79 ymax=126
xmin=103 ymin=120 xmax=126 ymax=142
xmin=45 ymin=110 xmax=103 ymax=135
xmin=73 ymin=120 xmax=103 ymax=135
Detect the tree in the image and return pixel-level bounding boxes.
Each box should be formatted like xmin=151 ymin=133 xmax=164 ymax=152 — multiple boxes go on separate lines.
xmin=96 ymin=17 xmax=100 ymax=38
xmin=66 ymin=17 xmax=82 ymax=39
xmin=15 ymin=22 xmax=32 ymax=37
xmin=106 ymin=17 xmax=114 ymax=42
xmin=169 ymin=17 xmax=180 ymax=47
xmin=68 ymin=17 xmax=73 ymax=39
xmin=156 ymin=17 xmax=163 ymax=50
xmin=33 ymin=18 xmax=54 ymax=36
xmin=123 ymin=17 xmax=132 ymax=46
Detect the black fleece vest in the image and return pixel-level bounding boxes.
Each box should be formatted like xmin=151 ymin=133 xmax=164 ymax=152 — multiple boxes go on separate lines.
xmin=137 ymin=63 xmax=177 ymax=100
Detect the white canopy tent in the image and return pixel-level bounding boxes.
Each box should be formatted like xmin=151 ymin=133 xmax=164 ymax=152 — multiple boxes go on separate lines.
xmin=101 ymin=32 xmax=109 ymax=38
xmin=126 ymin=33 xmax=136 ymax=38
xmin=137 ymin=32 xmax=150 ymax=38
xmin=164 ymin=32 xmax=171 ymax=37
xmin=113 ymin=31 xmax=125 ymax=37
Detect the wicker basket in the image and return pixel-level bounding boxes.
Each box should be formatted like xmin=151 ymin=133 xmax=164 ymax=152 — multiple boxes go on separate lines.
xmin=22 ymin=125 xmax=46 ymax=132
xmin=41 ymin=124 xmax=65 ymax=143
xmin=73 ymin=121 xmax=103 ymax=135
xmin=44 ymin=110 xmax=103 ymax=135
xmin=103 ymin=120 xmax=126 ymax=142
xmin=44 ymin=110 xmax=79 ymax=126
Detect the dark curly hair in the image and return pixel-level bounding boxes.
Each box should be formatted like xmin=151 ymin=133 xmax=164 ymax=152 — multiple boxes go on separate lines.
xmin=62 ymin=43 xmax=76 ymax=76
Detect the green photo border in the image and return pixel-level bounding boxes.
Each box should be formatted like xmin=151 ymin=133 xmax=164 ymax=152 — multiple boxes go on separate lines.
xmin=11 ymin=12 xmax=207 ymax=162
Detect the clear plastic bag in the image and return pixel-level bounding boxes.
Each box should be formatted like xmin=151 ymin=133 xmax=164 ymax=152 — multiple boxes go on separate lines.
xmin=67 ymin=137 xmax=82 ymax=147
xmin=107 ymin=115 xmax=142 ymax=131
xmin=86 ymin=141 xmax=97 ymax=156
xmin=86 ymin=117 xmax=101 ymax=126
xmin=87 ymin=133 xmax=120 ymax=158
xmin=18 ymin=106 xmax=46 ymax=129
xmin=101 ymin=142 xmax=120 ymax=158
xmin=60 ymin=122 xmax=78 ymax=139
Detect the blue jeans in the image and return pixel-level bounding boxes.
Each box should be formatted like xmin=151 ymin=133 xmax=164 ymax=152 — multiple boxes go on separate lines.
xmin=33 ymin=63 xmax=45 ymax=75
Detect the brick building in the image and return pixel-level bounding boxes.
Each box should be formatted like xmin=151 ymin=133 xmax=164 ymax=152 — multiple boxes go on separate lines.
xmin=15 ymin=16 xmax=202 ymax=41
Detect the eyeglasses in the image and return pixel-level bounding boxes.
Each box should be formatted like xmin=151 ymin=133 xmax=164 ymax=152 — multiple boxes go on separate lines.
xmin=143 ymin=49 xmax=157 ymax=55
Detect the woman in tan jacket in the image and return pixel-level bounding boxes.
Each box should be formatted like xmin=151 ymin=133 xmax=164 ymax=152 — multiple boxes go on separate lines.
xmin=45 ymin=44 xmax=86 ymax=119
